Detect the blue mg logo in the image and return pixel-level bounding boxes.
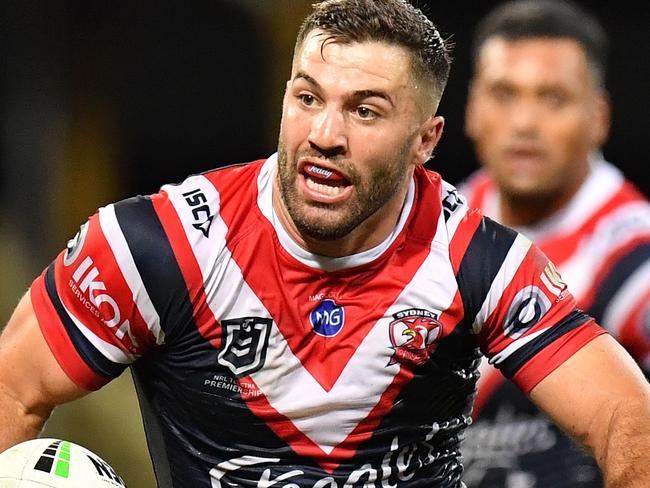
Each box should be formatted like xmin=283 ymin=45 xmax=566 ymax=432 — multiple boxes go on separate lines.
xmin=309 ymin=299 xmax=345 ymax=337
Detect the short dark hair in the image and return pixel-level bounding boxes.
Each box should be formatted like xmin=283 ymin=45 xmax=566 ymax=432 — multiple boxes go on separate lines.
xmin=472 ymin=0 xmax=608 ymax=87
xmin=296 ymin=0 xmax=452 ymax=104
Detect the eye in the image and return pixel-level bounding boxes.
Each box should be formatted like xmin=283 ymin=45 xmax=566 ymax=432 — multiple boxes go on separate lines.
xmin=298 ymin=93 xmax=317 ymax=107
xmin=355 ymin=106 xmax=378 ymax=120
xmin=490 ymin=85 xmax=515 ymax=104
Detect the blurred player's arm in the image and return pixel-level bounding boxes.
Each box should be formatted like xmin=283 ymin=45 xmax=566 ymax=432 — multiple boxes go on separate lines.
xmin=0 ymin=292 xmax=88 ymax=451
xmin=530 ymin=333 xmax=650 ymax=488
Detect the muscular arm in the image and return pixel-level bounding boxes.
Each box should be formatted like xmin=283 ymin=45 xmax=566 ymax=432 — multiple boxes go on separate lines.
xmin=530 ymin=334 xmax=650 ymax=487
xmin=0 ymin=292 xmax=88 ymax=451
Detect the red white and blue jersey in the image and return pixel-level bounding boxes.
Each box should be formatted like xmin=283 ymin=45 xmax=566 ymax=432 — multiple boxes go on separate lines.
xmin=460 ymin=158 xmax=650 ymax=487
xmin=30 ymin=154 xmax=603 ymax=488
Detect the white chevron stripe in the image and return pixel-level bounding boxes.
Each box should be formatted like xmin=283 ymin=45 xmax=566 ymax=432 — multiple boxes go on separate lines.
xmin=250 ymin=236 xmax=459 ymax=454
xmin=164 ymin=161 xmax=461 ymax=455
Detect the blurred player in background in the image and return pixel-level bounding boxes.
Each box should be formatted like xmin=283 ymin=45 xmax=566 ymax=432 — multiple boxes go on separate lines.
xmin=460 ymin=1 xmax=650 ymax=486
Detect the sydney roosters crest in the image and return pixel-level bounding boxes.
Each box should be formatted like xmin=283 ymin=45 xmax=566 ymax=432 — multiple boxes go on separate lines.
xmin=388 ymin=308 xmax=443 ymax=366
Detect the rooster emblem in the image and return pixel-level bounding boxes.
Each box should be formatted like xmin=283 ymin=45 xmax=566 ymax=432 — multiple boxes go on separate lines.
xmin=388 ymin=309 xmax=443 ymax=366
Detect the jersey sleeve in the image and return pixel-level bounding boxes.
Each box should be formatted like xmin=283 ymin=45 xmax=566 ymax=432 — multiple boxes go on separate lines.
xmin=587 ymin=240 xmax=650 ymax=371
xmin=456 ymin=215 xmax=606 ymax=394
xmin=30 ymin=195 xmax=172 ymax=390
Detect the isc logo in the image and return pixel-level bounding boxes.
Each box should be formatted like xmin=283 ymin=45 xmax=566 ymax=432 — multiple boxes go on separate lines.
xmin=183 ymin=188 xmax=214 ymax=238
xmin=309 ymin=299 xmax=345 ymax=337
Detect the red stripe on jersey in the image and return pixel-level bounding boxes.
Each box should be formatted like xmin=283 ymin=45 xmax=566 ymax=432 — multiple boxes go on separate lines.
xmin=480 ymin=245 xmax=578 ymax=357
xmin=238 ymin=378 xmax=326 ymax=463
xmin=435 ymin=289 xmax=467 ymax=346
xmin=324 ymin=365 xmax=414 ymax=471
xmin=151 ymin=191 xmax=222 ymax=348
xmin=539 ymin=183 xmax=645 ymax=266
xmin=211 ymin=163 xmax=441 ymax=392
xmin=31 ymin=271 xmax=109 ymax=391
xmin=448 ymin=208 xmax=483 ymax=275
xmin=55 ymin=215 xmax=152 ymax=355
xmin=512 ymin=320 xmax=606 ymax=393
xmin=240 ymin=366 xmax=414 ymax=472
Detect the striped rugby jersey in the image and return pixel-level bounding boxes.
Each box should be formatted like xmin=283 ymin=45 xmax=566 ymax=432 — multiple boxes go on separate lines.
xmin=460 ymin=159 xmax=650 ymax=487
xmin=30 ymin=154 xmax=603 ymax=487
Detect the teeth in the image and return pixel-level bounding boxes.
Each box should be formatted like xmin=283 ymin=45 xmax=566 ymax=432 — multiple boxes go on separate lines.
xmin=306 ymin=176 xmax=344 ymax=196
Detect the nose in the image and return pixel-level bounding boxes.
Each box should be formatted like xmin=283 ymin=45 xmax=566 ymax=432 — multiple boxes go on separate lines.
xmin=509 ymin=99 xmax=540 ymax=135
xmin=308 ymin=106 xmax=348 ymax=157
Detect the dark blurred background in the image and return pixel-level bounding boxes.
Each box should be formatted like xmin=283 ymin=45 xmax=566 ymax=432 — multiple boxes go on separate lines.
xmin=1 ymin=1 xmax=647 ymax=486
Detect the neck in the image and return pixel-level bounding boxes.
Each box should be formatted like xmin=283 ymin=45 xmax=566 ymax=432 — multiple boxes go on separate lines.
xmin=498 ymin=170 xmax=589 ymax=228
xmin=499 ymin=156 xmax=590 ymax=227
xmin=499 ymin=193 xmax=569 ymax=228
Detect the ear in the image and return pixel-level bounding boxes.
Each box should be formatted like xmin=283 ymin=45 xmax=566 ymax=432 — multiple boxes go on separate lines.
xmin=590 ymin=90 xmax=611 ymax=148
xmin=414 ymin=115 xmax=445 ymax=166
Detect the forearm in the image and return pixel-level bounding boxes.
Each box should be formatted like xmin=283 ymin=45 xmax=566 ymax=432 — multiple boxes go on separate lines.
xmin=0 ymin=293 xmax=84 ymax=452
xmin=598 ymin=396 xmax=650 ymax=488
xmin=0 ymin=380 xmax=52 ymax=451
xmin=530 ymin=335 xmax=650 ymax=487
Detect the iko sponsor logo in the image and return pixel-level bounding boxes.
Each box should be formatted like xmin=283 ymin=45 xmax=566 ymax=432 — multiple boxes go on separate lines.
xmin=503 ymin=286 xmax=551 ymax=339
xmin=183 ymin=188 xmax=214 ymax=238
xmin=63 ymin=221 xmax=90 ymax=266
xmin=218 ymin=317 xmax=272 ymax=377
xmin=388 ymin=308 xmax=443 ymax=367
xmin=69 ymin=256 xmax=138 ymax=346
xmin=309 ymin=299 xmax=345 ymax=337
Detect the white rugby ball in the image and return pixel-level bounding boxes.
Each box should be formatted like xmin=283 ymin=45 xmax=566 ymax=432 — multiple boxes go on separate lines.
xmin=0 ymin=438 xmax=127 ymax=487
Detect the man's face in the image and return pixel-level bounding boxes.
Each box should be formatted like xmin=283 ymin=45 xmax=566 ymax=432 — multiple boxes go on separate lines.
xmin=277 ymin=30 xmax=439 ymax=242
xmin=465 ymin=37 xmax=609 ymax=200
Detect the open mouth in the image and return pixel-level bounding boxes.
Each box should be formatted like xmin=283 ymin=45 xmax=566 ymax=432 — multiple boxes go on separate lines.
xmin=301 ymin=162 xmax=351 ymax=197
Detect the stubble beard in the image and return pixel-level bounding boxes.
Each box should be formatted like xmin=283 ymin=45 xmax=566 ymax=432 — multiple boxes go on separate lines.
xmin=276 ymin=140 xmax=411 ymax=242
